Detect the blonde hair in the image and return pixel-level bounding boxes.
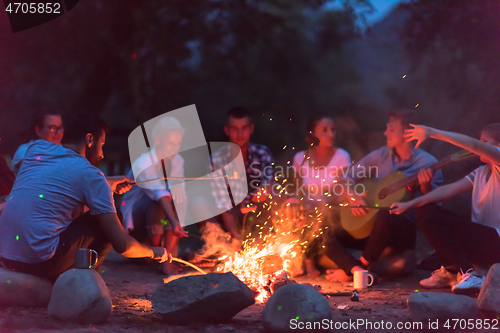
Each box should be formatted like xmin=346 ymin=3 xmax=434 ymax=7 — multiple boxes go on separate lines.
xmin=152 ymin=116 xmax=184 ymax=141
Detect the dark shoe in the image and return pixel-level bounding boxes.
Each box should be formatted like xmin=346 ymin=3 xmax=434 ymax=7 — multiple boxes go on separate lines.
xmin=368 ymin=250 xmax=416 ymax=278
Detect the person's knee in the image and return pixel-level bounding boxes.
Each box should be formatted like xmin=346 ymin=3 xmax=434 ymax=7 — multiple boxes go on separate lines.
xmin=372 ymin=210 xmax=392 ymax=228
xmin=147 ymin=199 xmax=167 ymax=220
xmin=325 ymin=235 xmax=340 ymax=250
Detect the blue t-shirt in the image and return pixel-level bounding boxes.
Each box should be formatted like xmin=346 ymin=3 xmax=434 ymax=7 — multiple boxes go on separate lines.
xmin=0 ymin=140 xmax=116 ymax=263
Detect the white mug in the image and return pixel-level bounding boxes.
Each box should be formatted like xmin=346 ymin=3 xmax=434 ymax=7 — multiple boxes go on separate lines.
xmin=353 ymin=270 xmax=374 ymax=289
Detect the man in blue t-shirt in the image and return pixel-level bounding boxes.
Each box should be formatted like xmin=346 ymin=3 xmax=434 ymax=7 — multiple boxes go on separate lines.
xmin=0 ymin=113 xmax=170 ymax=281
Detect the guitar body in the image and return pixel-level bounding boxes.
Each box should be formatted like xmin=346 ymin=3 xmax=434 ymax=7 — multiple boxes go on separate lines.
xmin=340 ymin=171 xmax=414 ymax=239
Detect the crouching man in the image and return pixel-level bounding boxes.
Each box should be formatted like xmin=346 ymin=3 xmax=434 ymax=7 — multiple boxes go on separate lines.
xmin=0 ymin=113 xmax=169 ymax=282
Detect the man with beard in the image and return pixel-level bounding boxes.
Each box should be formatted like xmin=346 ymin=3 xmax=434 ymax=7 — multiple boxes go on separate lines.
xmin=0 ymin=113 xmax=170 ymax=282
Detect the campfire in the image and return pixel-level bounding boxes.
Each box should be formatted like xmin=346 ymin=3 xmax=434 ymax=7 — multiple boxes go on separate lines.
xmin=217 ymin=240 xmax=299 ymax=303
xmin=197 ymin=188 xmax=331 ymax=303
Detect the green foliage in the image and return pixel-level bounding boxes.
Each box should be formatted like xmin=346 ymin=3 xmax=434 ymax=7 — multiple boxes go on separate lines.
xmin=1 ymin=0 xmax=371 ymax=160
xmin=399 ymin=0 xmax=500 ymax=131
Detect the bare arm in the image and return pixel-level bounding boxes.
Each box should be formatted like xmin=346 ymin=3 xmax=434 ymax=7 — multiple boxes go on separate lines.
xmin=406 ymin=125 xmax=500 ymax=165
xmin=391 ymin=178 xmax=472 ymax=214
xmin=97 ymin=213 xmax=170 ymax=261
xmin=158 ymin=196 xmax=188 ymax=237
xmin=106 ymin=176 xmax=133 ymax=195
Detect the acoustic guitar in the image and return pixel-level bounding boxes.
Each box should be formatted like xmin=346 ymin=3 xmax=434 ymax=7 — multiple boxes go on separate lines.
xmin=340 ymin=150 xmax=476 ymax=239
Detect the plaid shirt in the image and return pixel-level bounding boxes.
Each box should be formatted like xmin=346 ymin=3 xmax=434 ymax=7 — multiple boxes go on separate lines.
xmin=210 ymin=142 xmax=275 ymax=210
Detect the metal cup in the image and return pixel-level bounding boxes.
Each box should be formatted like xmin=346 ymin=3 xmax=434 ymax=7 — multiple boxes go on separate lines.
xmin=74 ymin=248 xmax=99 ymax=269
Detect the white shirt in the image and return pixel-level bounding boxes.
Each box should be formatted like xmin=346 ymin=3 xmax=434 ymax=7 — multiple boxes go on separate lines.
xmin=293 ymin=148 xmax=351 ymax=201
xmin=0 ymin=140 xmax=116 ymax=263
xmin=466 ymin=146 xmax=500 ymax=236
xmin=121 ymin=150 xmax=184 ymax=230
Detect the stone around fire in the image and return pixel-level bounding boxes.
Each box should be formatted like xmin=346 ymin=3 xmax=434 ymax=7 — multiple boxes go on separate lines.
xmin=0 ymin=267 xmax=52 ymax=308
xmin=152 ymin=272 xmax=255 ymax=325
xmin=262 ymin=283 xmax=332 ymax=333
xmin=478 ymin=263 xmax=500 ymax=314
xmin=47 ymin=269 xmax=112 ymax=324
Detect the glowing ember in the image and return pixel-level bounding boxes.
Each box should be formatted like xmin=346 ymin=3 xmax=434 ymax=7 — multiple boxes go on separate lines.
xmin=217 ymin=240 xmax=298 ymax=302
xmin=216 ymin=202 xmax=328 ymax=302
xmin=198 ymin=177 xmax=333 ymax=303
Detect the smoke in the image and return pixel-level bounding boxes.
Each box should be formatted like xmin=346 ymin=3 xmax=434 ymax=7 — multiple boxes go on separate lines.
xmin=197 ymin=222 xmax=240 ymax=258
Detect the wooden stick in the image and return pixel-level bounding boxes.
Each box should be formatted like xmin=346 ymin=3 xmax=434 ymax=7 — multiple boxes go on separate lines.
xmin=130 ymin=174 xmax=237 ymax=186
xmin=171 ymin=257 xmax=207 ymax=275
xmin=337 ymin=205 xmax=393 ymax=210
xmin=321 ymin=292 xmax=352 ymax=296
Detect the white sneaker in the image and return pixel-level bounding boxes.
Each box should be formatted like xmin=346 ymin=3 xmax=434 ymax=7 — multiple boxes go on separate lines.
xmin=452 ymin=269 xmax=485 ymax=295
xmin=420 ymin=266 xmax=457 ymax=289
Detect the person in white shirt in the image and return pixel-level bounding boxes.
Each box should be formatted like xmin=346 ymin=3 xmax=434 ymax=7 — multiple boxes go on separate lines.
xmin=121 ymin=116 xmax=187 ymax=276
xmin=392 ymin=123 xmax=500 ymax=295
xmin=0 ymin=113 xmax=170 ymax=282
xmin=11 ymin=110 xmax=64 ymax=175
xmin=292 ymin=114 xmax=351 ymax=276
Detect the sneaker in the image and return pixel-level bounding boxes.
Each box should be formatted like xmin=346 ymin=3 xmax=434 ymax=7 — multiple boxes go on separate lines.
xmin=452 ymin=269 xmax=485 ymax=295
xmin=420 ymin=266 xmax=457 ymax=288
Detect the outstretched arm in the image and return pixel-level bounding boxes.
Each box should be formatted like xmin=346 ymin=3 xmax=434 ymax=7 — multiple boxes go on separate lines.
xmin=405 ymin=124 xmax=500 ymax=166
xmin=390 ymin=178 xmax=472 ymax=214
xmin=97 ymin=213 xmax=171 ymax=262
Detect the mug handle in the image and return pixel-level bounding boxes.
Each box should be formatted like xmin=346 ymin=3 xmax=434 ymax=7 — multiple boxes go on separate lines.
xmin=90 ymin=250 xmax=99 ymax=268
xmin=367 ymin=273 xmax=374 ymax=286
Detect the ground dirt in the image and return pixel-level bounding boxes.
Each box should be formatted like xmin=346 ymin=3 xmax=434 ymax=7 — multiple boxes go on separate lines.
xmin=0 ymin=250 xmax=476 ymax=333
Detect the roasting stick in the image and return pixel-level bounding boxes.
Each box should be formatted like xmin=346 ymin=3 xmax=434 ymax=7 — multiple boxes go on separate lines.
xmin=128 ymin=172 xmax=238 ymax=186
xmin=171 ymin=257 xmax=207 ymax=275
xmin=338 ymin=205 xmax=393 ymax=210
xmin=321 ymin=292 xmax=352 ymax=297
xmin=243 ymin=204 xmax=393 ymax=214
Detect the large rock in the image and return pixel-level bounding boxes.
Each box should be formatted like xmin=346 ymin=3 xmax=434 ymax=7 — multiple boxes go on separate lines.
xmin=0 ymin=267 xmax=53 ymax=308
xmin=47 ymin=269 xmax=112 ymax=324
xmin=262 ymin=284 xmax=331 ymax=333
xmin=408 ymin=292 xmax=478 ymax=321
xmin=152 ymin=272 xmax=255 ymax=325
xmin=478 ymin=263 xmax=500 ymax=314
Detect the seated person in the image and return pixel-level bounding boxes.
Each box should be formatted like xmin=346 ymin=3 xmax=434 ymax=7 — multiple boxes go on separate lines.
xmin=292 ymin=114 xmax=351 ymax=276
xmin=11 ymin=109 xmax=64 ymax=175
xmin=121 ymin=116 xmax=187 ymax=276
xmin=193 ymin=107 xmax=275 ymax=246
xmin=0 ymin=130 xmax=15 ymax=198
xmin=392 ymin=123 xmax=500 ymax=295
xmin=0 ymin=156 xmax=14 ymax=198
xmin=324 ymin=110 xmax=443 ymax=281
xmin=0 ymin=113 xmax=169 ymax=282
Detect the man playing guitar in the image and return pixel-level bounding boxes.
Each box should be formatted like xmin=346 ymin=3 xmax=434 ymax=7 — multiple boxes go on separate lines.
xmin=324 ymin=110 xmax=443 ymax=282
xmin=391 ymin=123 xmax=500 ymax=295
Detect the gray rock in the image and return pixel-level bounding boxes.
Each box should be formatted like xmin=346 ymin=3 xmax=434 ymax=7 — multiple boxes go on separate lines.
xmin=0 ymin=267 xmax=53 ymax=308
xmin=478 ymin=263 xmax=500 ymax=314
xmin=408 ymin=292 xmax=478 ymax=321
xmin=47 ymin=269 xmax=112 ymax=324
xmin=152 ymin=272 xmax=255 ymax=325
xmin=262 ymin=284 xmax=332 ymax=333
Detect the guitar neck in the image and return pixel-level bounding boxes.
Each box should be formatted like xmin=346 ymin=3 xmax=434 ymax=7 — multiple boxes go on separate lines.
xmin=380 ymin=151 xmax=474 ymax=197
xmin=395 ymin=157 xmax=450 ymax=187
